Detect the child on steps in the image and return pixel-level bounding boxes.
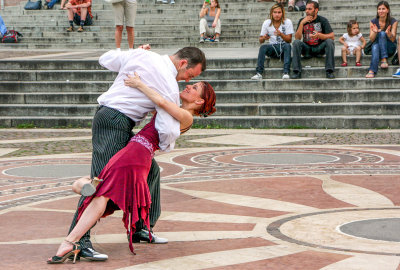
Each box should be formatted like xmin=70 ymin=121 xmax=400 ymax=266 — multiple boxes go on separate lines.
xmin=339 ymin=20 xmax=366 ymax=67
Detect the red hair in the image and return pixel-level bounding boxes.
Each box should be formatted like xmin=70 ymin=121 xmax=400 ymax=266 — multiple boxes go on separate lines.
xmin=197 ymin=81 xmax=216 ymax=117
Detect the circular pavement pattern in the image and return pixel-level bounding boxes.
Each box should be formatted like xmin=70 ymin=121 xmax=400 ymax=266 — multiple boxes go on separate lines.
xmin=2 ymin=146 xmax=400 ymax=269
xmin=339 ymin=218 xmax=400 ymax=242
xmin=4 ymin=164 xmax=90 ymax=178
xmin=234 ymin=153 xmax=339 ymax=165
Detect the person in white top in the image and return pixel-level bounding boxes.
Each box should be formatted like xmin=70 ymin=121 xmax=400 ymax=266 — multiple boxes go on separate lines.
xmin=65 ymin=46 xmax=207 ymax=261
xmin=251 ymin=3 xmax=294 ymax=80
xmin=339 ymin=20 xmax=366 ymax=67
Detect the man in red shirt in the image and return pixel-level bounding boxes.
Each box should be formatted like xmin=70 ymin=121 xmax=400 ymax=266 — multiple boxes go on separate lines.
xmin=66 ymin=0 xmax=93 ymax=32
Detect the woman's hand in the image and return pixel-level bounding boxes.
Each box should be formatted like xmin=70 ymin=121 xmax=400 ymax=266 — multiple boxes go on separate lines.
xmin=371 ymin=23 xmax=379 ymax=33
xmin=212 ymin=22 xmax=217 ymax=28
xmin=124 ymin=72 xmax=143 ymax=89
xmin=138 ymin=44 xmax=151 ymax=50
xmin=385 ymin=25 xmax=392 ymax=38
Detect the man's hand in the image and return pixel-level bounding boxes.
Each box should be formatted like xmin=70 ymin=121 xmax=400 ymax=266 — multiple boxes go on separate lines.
xmin=301 ymin=15 xmax=313 ymax=25
xmin=124 ymin=72 xmax=143 ymax=88
xmin=310 ymin=31 xmax=319 ymax=39
xmin=274 ymin=28 xmax=282 ymax=37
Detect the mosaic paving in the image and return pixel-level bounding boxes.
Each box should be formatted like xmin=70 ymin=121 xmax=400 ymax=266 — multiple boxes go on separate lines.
xmin=1 ymin=132 xmax=400 ymax=269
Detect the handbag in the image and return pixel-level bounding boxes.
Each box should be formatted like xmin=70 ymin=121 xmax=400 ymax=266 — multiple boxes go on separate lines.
xmin=24 ymin=0 xmax=42 ymax=10
xmin=104 ymin=0 xmax=124 ymax=3
xmin=364 ymin=41 xmax=373 ymax=55
xmin=392 ymin=51 xmax=399 ymax=65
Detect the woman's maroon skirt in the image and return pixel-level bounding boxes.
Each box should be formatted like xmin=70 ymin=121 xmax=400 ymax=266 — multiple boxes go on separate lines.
xmin=77 ymin=141 xmax=152 ymax=253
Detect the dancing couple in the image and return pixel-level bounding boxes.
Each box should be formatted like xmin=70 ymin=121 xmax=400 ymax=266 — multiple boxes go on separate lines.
xmin=47 ymin=46 xmax=216 ymax=263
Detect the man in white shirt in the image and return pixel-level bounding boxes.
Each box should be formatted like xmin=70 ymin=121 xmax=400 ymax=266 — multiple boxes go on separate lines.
xmin=67 ymin=46 xmax=206 ymax=261
xmin=251 ymin=3 xmax=294 ymax=80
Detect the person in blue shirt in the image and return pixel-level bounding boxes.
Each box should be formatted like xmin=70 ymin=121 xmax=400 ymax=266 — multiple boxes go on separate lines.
xmin=0 ymin=15 xmax=7 ymax=37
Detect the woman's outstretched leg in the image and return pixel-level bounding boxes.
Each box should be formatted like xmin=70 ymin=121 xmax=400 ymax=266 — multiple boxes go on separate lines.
xmin=52 ymin=196 xmax=109 ymax=257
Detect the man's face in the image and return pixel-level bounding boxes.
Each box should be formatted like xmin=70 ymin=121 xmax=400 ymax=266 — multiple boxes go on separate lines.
xmin=180 ymin=82 xmax=204 ymax=105
xmin=176 ymin=63 xmax=203 ymax=82
xmin=305 ymin=4 xmax=317 ymax=18
xmin=272 ymin=8 xmax=283 ymax=22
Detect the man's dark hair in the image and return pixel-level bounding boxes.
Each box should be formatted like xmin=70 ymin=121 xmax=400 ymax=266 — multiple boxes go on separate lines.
xmin=306 ymin=0 xmax=319 ymax=9
xmin=174 ymin=47 xmax=206 ymax=71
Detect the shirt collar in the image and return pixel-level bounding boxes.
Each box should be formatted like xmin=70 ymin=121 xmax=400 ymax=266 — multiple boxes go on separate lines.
xmin=162 ymin=55 xmax=178 ymax=79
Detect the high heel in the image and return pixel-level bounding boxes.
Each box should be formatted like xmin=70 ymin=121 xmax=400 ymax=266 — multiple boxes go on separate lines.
xmin=47 ymin=240 xmax=81 ymax=264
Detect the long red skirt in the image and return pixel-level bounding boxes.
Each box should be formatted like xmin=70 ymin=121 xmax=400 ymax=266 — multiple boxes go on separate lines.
xmin=77 ymin=141 xmax=152 ymax=253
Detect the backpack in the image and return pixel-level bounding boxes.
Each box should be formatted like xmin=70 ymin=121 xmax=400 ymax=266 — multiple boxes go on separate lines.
xmin=24 ymin=0 xmax=42 ymax=10
xmin=2 ymin=30 xmax=23 ymax=43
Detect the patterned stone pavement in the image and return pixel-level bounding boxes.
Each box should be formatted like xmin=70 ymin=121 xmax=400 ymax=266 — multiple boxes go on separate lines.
xmin=1 ymin=128 xmax=400 ymax=269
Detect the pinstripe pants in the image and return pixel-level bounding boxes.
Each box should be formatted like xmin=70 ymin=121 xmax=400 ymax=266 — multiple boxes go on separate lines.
xmin=67 ymin=106 xmax=161 ymax=248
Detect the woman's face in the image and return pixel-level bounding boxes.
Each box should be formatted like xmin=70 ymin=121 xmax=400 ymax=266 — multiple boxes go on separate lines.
xmin=377 ymin=4 xmax=389 ymax=18
xmin=272 ymin=7 xmax=283 ymax=21
xmin=210 ymin=0 xmax=217 ymax=7
xmin=180 ymin=82 xmax=204 ymax=112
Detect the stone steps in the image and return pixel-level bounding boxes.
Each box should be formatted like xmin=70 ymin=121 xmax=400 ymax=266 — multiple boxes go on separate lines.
xmin=1 ymin=66 xmax=398 ymax=81
xmin=1 ymin=77 xmax=399 ymax=93
xmin=0 ymin=0 xmax=399 ymax=128
xmin=0 ymin=56 xmax=384 ymax=70
xmin=1 ymin=102 xmax=399 ymax=117
xmin=197 ymin=115 xmax=400 ymax=129
xmin=2 ymin=89 xmax=399 ymax=104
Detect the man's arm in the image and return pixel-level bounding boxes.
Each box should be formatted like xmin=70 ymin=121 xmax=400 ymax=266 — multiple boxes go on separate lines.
xmin=320 ymin=17 xmax=335 ymax=40
xmin=295 ymin=17 xmax=308 ymax=40
xmin=99 ymin=50 xmax=126 ymax=72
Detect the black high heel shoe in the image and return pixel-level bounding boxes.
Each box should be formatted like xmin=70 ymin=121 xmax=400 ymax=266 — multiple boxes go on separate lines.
xmin=47 ymin=240 xmax=81 ymax=264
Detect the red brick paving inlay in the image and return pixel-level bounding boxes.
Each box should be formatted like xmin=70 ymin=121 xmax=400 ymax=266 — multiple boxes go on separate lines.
xmin=332 ymin=175 xmax=400 ymax=205
xmin=155 ymin=220 xmax=255 ymax=232
xmin=2 ymin=238 xmax=276 ymax=269
xmin=34 ymin=196 xmax=81 ymax=211
xmin=0 ymin=211 xmax=124 ymax=242
xmin=170 ymin=177 xmax=354 ymax=209
xmin=162 ymin=189 xmax=289 ymax=218
xmin=208 ymin=250 xmax=351 ymax=270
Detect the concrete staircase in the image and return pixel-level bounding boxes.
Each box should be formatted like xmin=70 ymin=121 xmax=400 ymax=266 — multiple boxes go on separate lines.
xmin=0 ymin=0 xmax=399 ymax=128
xmin=1 ymin=0 xmax=400 ymax=49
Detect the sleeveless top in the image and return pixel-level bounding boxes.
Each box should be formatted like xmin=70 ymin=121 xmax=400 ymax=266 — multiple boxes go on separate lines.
xmin=204 ymin=7 xmax=216 ymax=27
xmin=130 ymin=114 xmax=160 ymax=157
xmin=371 ymin=17 xmax=397 ymax=31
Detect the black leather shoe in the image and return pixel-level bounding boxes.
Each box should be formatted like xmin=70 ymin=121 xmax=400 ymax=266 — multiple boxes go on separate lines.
xmin=326 ymin=71 xmax=335 ymax=79
xmin=79 ymin=247 xmax=108 ymax=261
xmin=132 ymin=229 xmax=168 ymax=244
xmin=291 ymin=72 xmax=301 ymax=79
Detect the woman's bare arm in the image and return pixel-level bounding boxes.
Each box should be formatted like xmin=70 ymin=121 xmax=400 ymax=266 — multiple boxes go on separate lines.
xmin=124 ymin=73 xmax=193 ymax=128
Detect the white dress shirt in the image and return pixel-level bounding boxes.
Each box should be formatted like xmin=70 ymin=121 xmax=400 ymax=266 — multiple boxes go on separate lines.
xmin=98 ymin=49 xmax=180 ymax=151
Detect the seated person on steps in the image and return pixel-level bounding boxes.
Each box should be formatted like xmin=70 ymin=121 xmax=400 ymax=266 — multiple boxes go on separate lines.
xmin=251 ymin=3 xmax=294 ymax=80
xmin=291 ymin=0 xmax=335 ymax=79
xmin=199 ymin=0 xmax=221 ymax=43
xmin=66 ymin=0 xmax=93 ymax=32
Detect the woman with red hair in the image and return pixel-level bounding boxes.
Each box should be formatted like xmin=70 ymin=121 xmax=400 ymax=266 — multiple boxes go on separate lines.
xmin=47 ymin=74 xmax=216 ymax=264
